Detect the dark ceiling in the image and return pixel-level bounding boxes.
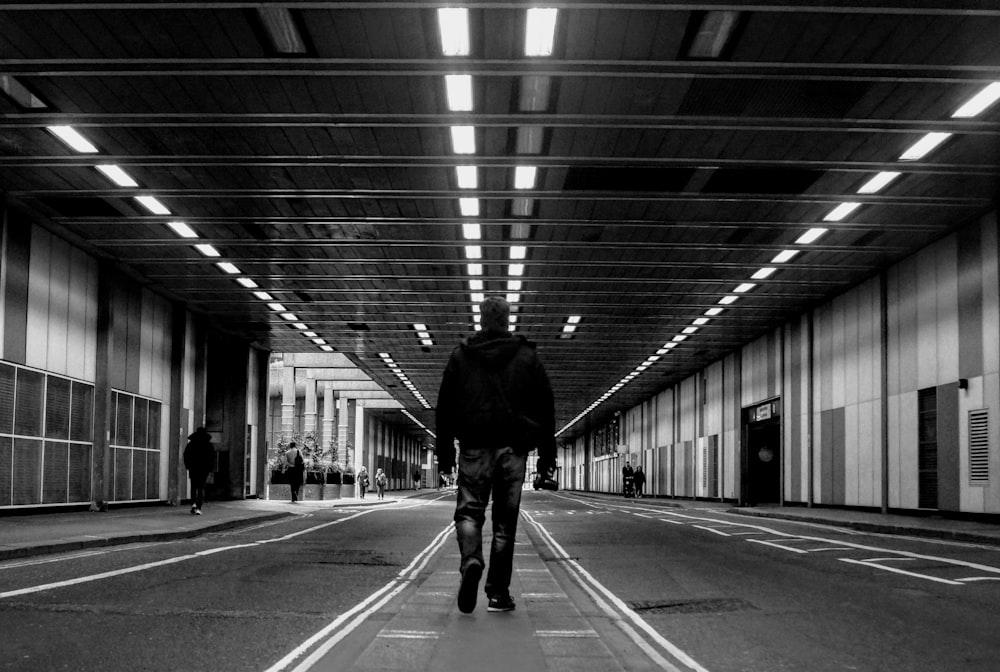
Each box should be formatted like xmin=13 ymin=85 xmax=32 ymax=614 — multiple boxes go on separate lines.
xmin=1 ymin=1 xmax=998 ymax=443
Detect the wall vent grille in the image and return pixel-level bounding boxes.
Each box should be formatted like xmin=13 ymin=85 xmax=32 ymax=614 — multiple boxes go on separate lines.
xmin=969 ymin=409 xmax=990 ymax=485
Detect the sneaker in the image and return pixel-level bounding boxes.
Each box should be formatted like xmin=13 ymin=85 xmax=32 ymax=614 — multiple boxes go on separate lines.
xmin=195 ymin=508 xmax=203 ymax=515
xmin=457 ymin=563 xmax=483 ymax=614
xmin=487 ymin=593 xmax=515 ymax=612
xmin=190 ymin=506 xmax=198 ymax=515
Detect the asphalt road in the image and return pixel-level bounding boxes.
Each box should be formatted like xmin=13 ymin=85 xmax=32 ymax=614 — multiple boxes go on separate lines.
xmin=1 ymin=491 xmax=998 ymax=671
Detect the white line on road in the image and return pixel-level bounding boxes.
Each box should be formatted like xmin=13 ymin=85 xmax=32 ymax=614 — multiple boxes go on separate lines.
xmin=692 ymin=525 xmax=732 ymax=537
xmin=839 ymin=558 xmax=964 ymax=586
xmin=746 ymin=539 xmax=809 ymax=554
xmin=266 ymin=522 xmax=454 ymax=672
xmin=523 ymin=510 xmax=711 ymax=672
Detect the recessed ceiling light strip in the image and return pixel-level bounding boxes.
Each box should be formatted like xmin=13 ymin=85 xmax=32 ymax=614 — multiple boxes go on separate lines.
xmin=380 ymin=352 xmax=431 ymax=409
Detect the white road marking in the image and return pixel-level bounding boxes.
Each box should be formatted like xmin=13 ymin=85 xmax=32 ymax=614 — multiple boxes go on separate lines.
xmin=839 ymin=558 xmax=964 ymax=586
xmin=535 ymin=630 xmax=599 ymax=638
xmin=692 ymin=525 xmax=732 ymax=537
xmin=377 ymin=630 xmax=440 ymax=639
xmin=747 ymin=539 xmax=809 ymax=554
xmin=524 ymin=510 xmax=711 ymax=672
xmin=266 ymin=522 xmax=454 ymax=672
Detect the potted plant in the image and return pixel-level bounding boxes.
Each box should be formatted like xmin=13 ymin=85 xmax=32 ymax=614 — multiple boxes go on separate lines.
xmin=342 ymin=467 xmax=355 ymax=499
xmin=326 ymin=464 xmax=342 ymax=499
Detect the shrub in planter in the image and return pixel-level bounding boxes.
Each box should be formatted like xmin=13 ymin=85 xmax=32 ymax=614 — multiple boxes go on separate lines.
xmin=270 ymin=470 xmax=288 ymax=484
xmin=326 ymin=469 xmax=342 ymax=485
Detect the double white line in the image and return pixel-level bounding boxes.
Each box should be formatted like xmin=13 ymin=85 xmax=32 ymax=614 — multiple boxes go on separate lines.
xmin=264 ymin=522 xmax=454 ymax=672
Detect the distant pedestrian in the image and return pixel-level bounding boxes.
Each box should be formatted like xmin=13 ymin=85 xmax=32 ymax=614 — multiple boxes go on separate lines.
xmin=633 ymin=465 xmax=646 ymax=498
xmin=622 ymin=461 xmax=634 ymax=498
xmin=375 ymin=468 xmax=387 ymax=499
xmin=358 ymin=466 xmax=370 ymax=499
xmin=413 ymin=467 xmax=422 ymax=490
xmin=285 ymin=442 xmax=305 ymax=503
xmin=183 ymin=427 xmax=214 ymax=515
xmin=436 ymin=296 xmax=556 ymax=614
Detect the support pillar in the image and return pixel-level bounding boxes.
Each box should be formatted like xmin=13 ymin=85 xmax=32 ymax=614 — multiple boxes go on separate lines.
xmin=303 ymin=375 xmax=317 ymax=435
xmin=354 ymin=402 xmax=366 ymax=476
xmin=323 ymin=385 xmax=336 ymax=459
xmin=281 ymin=358 xmax=295 ymax=439
xmin=338 ymin=396 xmax=350 ymax=471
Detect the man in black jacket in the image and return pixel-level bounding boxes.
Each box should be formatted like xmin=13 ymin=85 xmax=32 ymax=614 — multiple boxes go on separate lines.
xmin=183 ymin=427 xmax=215 ymax=515
xmin=436 ymin=296 xmax=556 ymax=614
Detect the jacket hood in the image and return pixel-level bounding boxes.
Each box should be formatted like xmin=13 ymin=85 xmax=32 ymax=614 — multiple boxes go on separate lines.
xmin=460 ymin=331 xmax=532 ymax=368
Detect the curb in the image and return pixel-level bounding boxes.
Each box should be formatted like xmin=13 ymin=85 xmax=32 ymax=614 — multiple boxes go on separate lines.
xmin=0 ymin=511 xmax=295 ymax=562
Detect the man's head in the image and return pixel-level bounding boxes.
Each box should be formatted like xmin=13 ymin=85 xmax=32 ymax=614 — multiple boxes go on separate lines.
xmin=479 ymin=296 xmax=510 ymax=334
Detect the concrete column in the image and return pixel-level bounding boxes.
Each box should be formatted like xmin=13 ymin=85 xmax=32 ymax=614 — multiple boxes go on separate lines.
xmin=322 ymin=386 xmax=336 ymax=458
xmin=337 ymin=396 xmax=350 ymax=471
xmin=281 ymin=359 xmax=295 ymax=439
xmin=303 ymin=375 xmax=317 ymax=435
xmin=354 ymin=402 xmax=366 ymax=475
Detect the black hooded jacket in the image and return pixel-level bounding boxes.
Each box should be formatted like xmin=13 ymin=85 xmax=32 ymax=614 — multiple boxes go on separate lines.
xmin=435 ymin=330 xmax=555 ymax=473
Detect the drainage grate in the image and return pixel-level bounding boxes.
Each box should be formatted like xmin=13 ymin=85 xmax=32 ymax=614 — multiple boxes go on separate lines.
xmin=627 ymin=598 xmax=756 ymax=615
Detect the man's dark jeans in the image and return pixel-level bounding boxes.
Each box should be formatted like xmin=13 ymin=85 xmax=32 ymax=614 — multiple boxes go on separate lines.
xmin=454 ymin=444 xmax=527 ymax=599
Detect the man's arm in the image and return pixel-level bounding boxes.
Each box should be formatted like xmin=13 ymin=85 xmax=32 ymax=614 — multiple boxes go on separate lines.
xmin=436 ymin=362 xmax=457 ymax=473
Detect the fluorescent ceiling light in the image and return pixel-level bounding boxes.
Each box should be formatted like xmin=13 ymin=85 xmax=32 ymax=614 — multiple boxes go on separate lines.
xmin=509 ymin=264 xmax=525 ymax=276
xmin=320 ymin=345 xmax=334 ymax=352
xmin=771 ymin=249 xmax=799 ymax=264
xmin=378 ymin=353 xmax=391 ymax=359
xmin=510 ymin=245 xmax=527 ymax=260
xmin=636 ymin=365 xmax=649 ymax=372
xmin=824 ymin=202 xmax=861 ymax=222
xmin=267 ymin=303 xmax=286 ymax=312
xmin=515 ymin=126 xmax=545 ymax=154
xmin=292 ymin=323 xmax=308 ymax=330
xmin=509 ymin=315 xmax=518 ymax=324
xmin=952 ymin=82 xmax=1000 ymax=118
xmin=525 ymin=8 xmax=558 ymax=57
xmin=194 ymin=243 xmax=220 ymax=257
xmin=413 ymin=323 xmax=427 ymax=331
xmin=506 ymin=293 xmax=521 ymax=304
xmin=462 ymin=223 xmax=481 ymax=239
xmin=672 ymin=334 xmax=688 ymax=342
xmin=899 ymin=132 xmax=952 ymax=161
xmin=514 ymin=166 xmax=537 ymax=189
xmin=519 ymin=75 xmax=552 ymax=112
xmin=47 ymin=126 xmax=98 ymax=153
xmin=450 ymin=126 xmax=476 ymax=154
xmin=445 ymin=74 xmax=473 ymax=111
xmin=567 ymin=315 xmax=582 ymax=324
xmin=470 ymin=279 xmax=484 ymax=290
xmin=281 ymin=313 xmax=298 ymax=321
xmin=312 ymin=338 xmax=326 ymax=345
xmin=237 ymin=277 xmax=258 ymax=289
xmin=257 ymin=7 xmax=307 ymax=54
xmin=216 ymin=262 xmax=240 ymax=275
xmin=417 ymin=331 xmax=430 ymax=339
xmin=459 ymin=197 xmax=480 ymax=216
xmin=467 ymin=263 xmax=483 ymax=276
xmin=0 ymin=75 xmax=48 ymax=109
xmin=464 ymin=245 xmax=482 ymax=259
xmin=718 ymin=295 xmax=739 ymax=305
xmin=734 ymin=283 xmax=756 ymax=293
xmin=471 ymin=293 xmax=485 ymax=303
xmin=303 ymin=332 xmax=318 ymax=338
xmin=693 ymin=317 xmax=710 ymax=325
xmin=662 ymin=342 xmax=677 ymax=349
xmin=253 ymin=291 xmax=273 ymax=301
xmin=796 ymin=228 xmax=827 ymax=245
xmin=682 ymin=327 xmax=699 ymax=335
xmin=687 ymin=10 xmax=740 ymax=59
xmin=135 ymin=195 xmax=170 ymax=215
xmin=656 ymin=349 xmax=669 ymax=355
xmin=421 ymin=339 xmax=434 ymax=346
xmin=705 ymin=308 xmax=724 ymax=316
xmin=857 ymin=171 xmax=901 ymax=194
xmin=96 ymin=164 xmax=138 ymax=188
xmin=456 ymin=165 xmax=477 ymax=189
xmin=751 ymin=267 xmax=777 ymax=280
xmin=437 ymin=8 xmax=470 ymax=56
xmin=166 ymin=221 xmax=198 ymax=238
xmin=511 ymin=197 xmax=534 ymax=217
xmin=508 ymin=280 xmax=522 ymax=291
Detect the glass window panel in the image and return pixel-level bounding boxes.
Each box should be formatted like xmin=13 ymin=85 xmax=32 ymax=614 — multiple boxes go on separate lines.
xmin=133 ymin=398 xmax=148 ymax=449
xmin=14 ymin=369 xmax=44 ymax=436
xmin=42 ymin=441 xmax=69 ymax=504
xmin=12 ymin=437 xmax=42 ymax=505
xmin=148 ymin=402 xmax=161 ymax=451
xmin=0 ymin=363 xmax=14 ymax=434
xmin=68 ymin=443 xmax=92 ymax=502
xmin=114 ymin=447 xmax=132 ymax=500
xmin=115 ymin=393 xmax=132 ymax=447
xmin=70 ymin=382 xmax=94 ymax=442
xmin=0 ymin=436 xmax=11 ymax=505
xmin=45 ymin=376 xmax=71 ymax=440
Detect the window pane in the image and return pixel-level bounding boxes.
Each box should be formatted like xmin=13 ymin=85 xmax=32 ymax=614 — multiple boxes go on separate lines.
xmin=148 ymin=402 xmax=161 ymax=451
xmin=115 ymin=393 xmax=132 ymax=447
xmin=133 ymin=398 xmax=148 ymax=449
xmin=70 ymin=382 xmax=94 ymax=442
xmin=0 ymin=363 xmax=14 ymax=434
xmin=45 ymin=376 xmax=71 ymax=440
xmin=14 ymin=369 xmax=44 ymax=436
xmin=12 ymin=437 xmax=42 ymax=505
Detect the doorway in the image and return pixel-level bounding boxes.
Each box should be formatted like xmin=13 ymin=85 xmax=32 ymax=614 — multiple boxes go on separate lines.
xmin=743 ymin=400 xmax=781 ymax=506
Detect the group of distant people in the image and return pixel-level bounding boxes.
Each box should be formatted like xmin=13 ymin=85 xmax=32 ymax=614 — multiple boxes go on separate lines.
xmin=621 ymin=461 xmax=646 ymax=498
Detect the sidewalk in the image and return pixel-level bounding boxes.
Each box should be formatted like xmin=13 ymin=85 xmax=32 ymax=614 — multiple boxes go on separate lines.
xmin=0 ymin=492 xmax=421 ymax=562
